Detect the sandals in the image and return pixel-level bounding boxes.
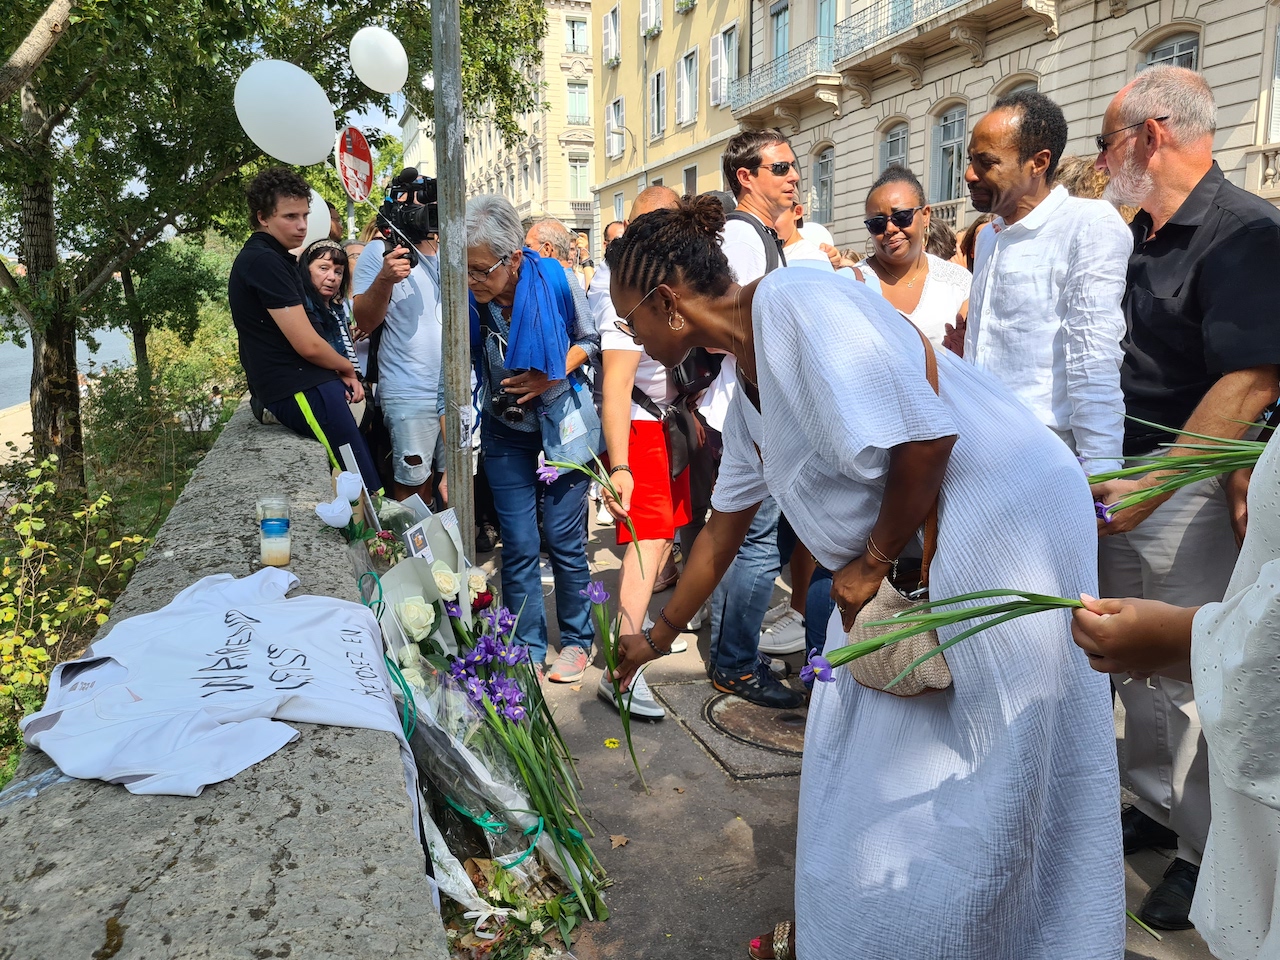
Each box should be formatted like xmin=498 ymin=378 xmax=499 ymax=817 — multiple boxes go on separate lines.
xmin=748 ymin=920 xmax=795 ymax=960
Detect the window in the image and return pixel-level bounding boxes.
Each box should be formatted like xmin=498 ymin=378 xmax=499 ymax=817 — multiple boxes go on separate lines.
xmin=614 ymin=192 xmax=625 ymax=222
xmin=651 ymin=177 xmax=664 ymax=186
xmin=566 ymin=18 xmax=588 ymax=53
xmin=812 ymin=147 xmax=834 ymax=223
xmin=607 ymin=98 xmax=626 ymax=157
xmin=881 ymin=122 xmax=908 ymax=171
xmin=770 ymin=1 xmax=789 ymax=59
xmin=640 ymin=0 xmax=662 ymax=36
xmin=567 ymin=82 xmax=589 ymax=124
xmin=1005 ymin=79 xmax=1038 ymax=95
xmin=817 ymin=0 xmax=835 ymax=38
xmin=569 ymin=155 xmax=590 ymax=199
xmin=650 ymin=70 xmax=667 ymax=138
xmin=534 ymin=156 xmax=542 ymax=189
xmin=684 ymin=165 xmax=698 ymax=197
xmin=676 ymin=49 xmax=699 ymax=124
xmin=710 ymin=24 xmax=738 ymax=107
xmin=603 ymin=7 xmax=621 ymax=62
xmin=932 ymin=106 xmax=967 ymax=202
xmin=1144 ymin=32 xmax=1199 ymax=70
xmin=521 ymin=163 xmax=530 ymax=196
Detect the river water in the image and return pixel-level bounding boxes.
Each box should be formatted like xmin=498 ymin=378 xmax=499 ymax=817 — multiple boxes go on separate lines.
xmin=0 ymin=329 xmax=134 ymax=410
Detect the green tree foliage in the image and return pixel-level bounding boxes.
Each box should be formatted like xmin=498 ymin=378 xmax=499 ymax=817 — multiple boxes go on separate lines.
xmin=0 ymin=0 xmax=546 ymax=488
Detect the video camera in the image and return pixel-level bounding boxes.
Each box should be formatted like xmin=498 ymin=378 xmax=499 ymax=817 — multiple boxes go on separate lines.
xmin=377 ymin=167 xmax=439 ymax=267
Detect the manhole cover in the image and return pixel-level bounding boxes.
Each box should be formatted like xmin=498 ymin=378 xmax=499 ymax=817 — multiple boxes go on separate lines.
xmin=704 ymin=693 xmax=807 ymax=756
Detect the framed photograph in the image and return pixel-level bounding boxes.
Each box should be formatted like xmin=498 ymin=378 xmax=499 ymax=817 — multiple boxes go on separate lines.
xmin=402 ymin=518 xmax=435 ymax=561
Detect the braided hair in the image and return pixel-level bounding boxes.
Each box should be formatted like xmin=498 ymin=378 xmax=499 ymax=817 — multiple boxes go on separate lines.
xmin=604 ymin=195 xmax=734 ymax=299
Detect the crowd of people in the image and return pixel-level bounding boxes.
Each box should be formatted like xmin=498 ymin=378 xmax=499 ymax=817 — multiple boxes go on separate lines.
xmin=226 ymin=63 xmax=1280 ymax=959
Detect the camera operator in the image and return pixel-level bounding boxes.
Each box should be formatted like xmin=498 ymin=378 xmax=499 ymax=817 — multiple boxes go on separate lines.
xmin=352 ymin=167 xmax=444 ymax=501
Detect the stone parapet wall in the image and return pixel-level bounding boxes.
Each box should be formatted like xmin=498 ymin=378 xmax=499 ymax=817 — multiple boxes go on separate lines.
xmin=0 ymin=401 xmax=448 ymax=960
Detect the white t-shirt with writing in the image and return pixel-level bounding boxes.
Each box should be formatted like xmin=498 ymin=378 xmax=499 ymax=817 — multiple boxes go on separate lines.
xmin=22 ymin=569 xmax=409 ymax=798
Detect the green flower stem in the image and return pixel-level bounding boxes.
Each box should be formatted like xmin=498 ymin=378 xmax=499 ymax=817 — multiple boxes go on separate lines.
xmin=592 ymin=599 xmax=649 ymax=793
xmin=545 ymin=455 xmax=644 ymax=577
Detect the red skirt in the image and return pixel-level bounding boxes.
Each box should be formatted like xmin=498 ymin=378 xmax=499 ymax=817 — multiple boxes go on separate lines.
xmin=614 ymin=419 xmax=691 ymax=544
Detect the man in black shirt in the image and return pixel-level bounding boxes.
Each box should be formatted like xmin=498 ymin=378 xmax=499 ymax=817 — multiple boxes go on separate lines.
xmin=1092 ymin=66 xmax=1280 ymax=930
xmin=229 ymin=168 xmax=381 ymax=491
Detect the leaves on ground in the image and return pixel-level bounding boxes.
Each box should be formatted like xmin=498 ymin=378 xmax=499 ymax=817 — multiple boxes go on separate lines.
xmin=610 ymin=834 xmax=629 ymax=849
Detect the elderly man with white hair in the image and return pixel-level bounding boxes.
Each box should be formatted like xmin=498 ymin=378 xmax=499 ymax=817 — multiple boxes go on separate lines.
xmin=1093 ymin=65 xmax=1280 ymax=934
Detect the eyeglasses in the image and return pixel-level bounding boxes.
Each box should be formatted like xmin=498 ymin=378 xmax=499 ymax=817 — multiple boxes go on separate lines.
xmin=755 ymin=160 xmax=798 ymax=177
xmin=614 ymin=285 xmax=659 ymax=338
xmin=863 ymin=206 xmax=924 ymax=235
xmin=467 ymin=256 xmax=509 ymax=284
xmin=1095 ymin=116 xmax=1169 ymax=154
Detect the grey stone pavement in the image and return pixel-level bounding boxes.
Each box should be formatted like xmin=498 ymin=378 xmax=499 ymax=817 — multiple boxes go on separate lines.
xmin=503 ymin=510 xmax=1216 ymax=960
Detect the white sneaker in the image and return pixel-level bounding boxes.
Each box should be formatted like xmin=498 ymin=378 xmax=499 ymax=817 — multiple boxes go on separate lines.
xmin=686 ymin=602 xmax=708 ymax=631
xmin=596 ymin=502 xmax=614 ymax=526
xmin=539 ymin=558 xmax=555 ymax=584
xmin=598 ymin=668 xmax=665 ymax=719
xmin=762 ymin=599 xmax=791 ymax=628
xmin=759 ymin=608 xmax=806 ymax=656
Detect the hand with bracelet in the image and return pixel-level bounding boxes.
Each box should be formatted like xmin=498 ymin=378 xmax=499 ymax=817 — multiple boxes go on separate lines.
xmin=602 ymin=463 xmax=633 ymax=523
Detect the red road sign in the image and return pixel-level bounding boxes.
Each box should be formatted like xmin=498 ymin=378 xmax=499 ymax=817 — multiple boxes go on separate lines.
xmin=335 ymin=126 xmax=374 ymax=202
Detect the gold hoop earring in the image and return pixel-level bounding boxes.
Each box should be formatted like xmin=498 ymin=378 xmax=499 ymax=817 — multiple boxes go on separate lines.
xmin=668 ymin=311 xmax=685 ymax=331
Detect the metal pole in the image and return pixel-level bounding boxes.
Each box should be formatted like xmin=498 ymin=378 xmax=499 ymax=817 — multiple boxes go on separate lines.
xmin=432 ymin=0 xmax=476 ymax=549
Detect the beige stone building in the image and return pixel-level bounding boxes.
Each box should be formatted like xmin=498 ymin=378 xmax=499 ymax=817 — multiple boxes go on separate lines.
xmin=591 ymin=0 xmax=750 ymax=249
xmin=454 ymin=0 xmax=599 ymax=244
xmin=724 ymin=0 xmax=1280 ymax=248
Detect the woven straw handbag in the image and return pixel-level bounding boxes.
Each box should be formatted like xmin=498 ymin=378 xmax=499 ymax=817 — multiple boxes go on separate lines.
xmin=846 ymin=324 xmax=952 ymax=698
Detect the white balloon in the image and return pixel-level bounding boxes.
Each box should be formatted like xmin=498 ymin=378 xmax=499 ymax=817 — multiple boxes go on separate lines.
xmin=349 ymin=27 xmax=409 ymax=94
xmin=301 ymin=189 xmax=331 ymax=249
xmin=234 ymin=60 xmax=336 ymax=166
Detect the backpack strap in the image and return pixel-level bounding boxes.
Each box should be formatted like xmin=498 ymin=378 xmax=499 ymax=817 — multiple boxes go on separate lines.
xmin=725 ymin=211 xmax=786 ymax=274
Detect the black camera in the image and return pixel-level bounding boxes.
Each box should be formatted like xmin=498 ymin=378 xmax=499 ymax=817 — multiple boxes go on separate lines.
xmin=379 ymin=167 xmax=439 ymax=247
xmin=491 ymin=389 xmax=524 ymax=424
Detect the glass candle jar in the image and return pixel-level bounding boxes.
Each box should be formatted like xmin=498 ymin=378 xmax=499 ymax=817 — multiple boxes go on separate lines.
xmin=256 ymin=496 xmax=291 ymax=567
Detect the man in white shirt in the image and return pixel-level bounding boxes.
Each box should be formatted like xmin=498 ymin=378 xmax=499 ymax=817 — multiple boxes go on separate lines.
xmin=963 ymin=91 xmax=1131 ymax=475
xmin=697 ymin=129 xmax=805 ymax=709
xmin=776 ymin=202 xmax=835 ymax=272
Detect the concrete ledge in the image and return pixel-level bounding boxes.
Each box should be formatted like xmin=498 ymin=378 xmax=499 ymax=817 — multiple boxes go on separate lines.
xmin=0 ymin=401 xmax=448 ymax=960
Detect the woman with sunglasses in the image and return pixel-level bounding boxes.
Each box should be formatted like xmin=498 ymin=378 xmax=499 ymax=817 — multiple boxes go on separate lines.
xmin=604 ymin=196 xmax=1123 ymax=960
xmin=859 ymin=166 xmax=971 ymax=351
xmin=455 ymin=194 xmax=600 ymax=682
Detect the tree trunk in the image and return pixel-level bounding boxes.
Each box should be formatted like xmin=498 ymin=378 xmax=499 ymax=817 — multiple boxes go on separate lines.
xmin=119 ymin=264 xmax=151 ymax=393
xmin=20 ymin=86 xmax=84 ymax=489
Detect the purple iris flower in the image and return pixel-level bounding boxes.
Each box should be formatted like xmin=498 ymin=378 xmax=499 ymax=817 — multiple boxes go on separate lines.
xmin=448 ymin=659 xmax=471 ymax=683
xmin=1094 ymin=501 xmax=1114 ymax=523
xmin=495 ymin=607 xmax=518 ymax=637
xmin=536 ymin=463 xmax=560 ymax=484
xmin=488 ymin=677 xmax=525 ymax=705
xmin=464 ymin=674 xmax=488 ymax=705
xmin=800 ymin=652 xmax=834 ymax=685
xmin=463 ymin=642 xmax=491 ymax=669
xmin=444 ymin=601 xmax=463 ymax=618
xmin=501 ymin=702 xmax=527 ymax=723
xmin=579 ymin=582 xmax=610 ymax=605
xmin=493 ymin=643 xmax=529 ymax=667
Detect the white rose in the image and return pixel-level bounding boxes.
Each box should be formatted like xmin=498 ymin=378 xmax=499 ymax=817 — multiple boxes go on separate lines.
xmin=431 ymin=560 xmax=461 ymax=601
xmin=399 ymin=667 xmax=425 ymax=689
xmin=397 ymin=596 xmax=436 ymax=641
xmin=467 ymin=567 xmax=488 ymax=601
xmin=398 ymin=645 xmax=419 ymax=669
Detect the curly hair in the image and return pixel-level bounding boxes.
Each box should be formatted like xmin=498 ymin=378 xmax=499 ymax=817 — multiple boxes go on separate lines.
xmin=246 ymin=167 xmax=311 ymax=230
xmin=605 ymin=195 xmax=733 ymax=299
xmin=991 ymin=90 xmax=1068 ymax=181
xmin=866 ymin=164 xmax=926 ymax=206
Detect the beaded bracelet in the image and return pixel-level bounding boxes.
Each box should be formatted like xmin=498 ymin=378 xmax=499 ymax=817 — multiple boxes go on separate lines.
xmin=657 ymin=607 xmax=685 ymax=634
xmin=642 ymin=625 xmax=669 ymax=657
xmin=608 ymin=464 xmax=632 ymax=476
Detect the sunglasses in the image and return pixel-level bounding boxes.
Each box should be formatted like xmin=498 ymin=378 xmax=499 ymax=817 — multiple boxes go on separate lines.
xmin=614 ymin=285 xmax=659 ymax=338
xmin=1095 ymin=116 xmax=1169 ymax=154
xmin=863 ymin=206 xmax=924 ymax=235
xmin=467 ymin=256 xmax=509 ymax=284
xmin=755 ymin=160 xmax=798 ymax=177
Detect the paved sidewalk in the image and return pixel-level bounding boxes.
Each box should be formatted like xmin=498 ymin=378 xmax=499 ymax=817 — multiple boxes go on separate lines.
xmin=509 ymin=514 xmax=1214 ymax=960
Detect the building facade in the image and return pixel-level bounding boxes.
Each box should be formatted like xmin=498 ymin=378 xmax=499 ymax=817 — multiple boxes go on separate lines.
xmin=591 ymin=0 xmax=750 ymax=250
xmin=726 ymin=0 xmax=1280 ymax=249
xmin=456 ymin=0 xmax=598 ymax=244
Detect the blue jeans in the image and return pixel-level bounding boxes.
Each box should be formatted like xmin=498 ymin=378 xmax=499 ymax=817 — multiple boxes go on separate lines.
xmin=707 ymin=495 xmax=781 ymax=677
xmin=806 ymin=565 xmax=835 ymax=664
xmin=482 ymin=416 xmax=593 ymax=664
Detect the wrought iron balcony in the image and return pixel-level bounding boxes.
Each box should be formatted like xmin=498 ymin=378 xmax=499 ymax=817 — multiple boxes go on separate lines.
xmin=565 ymin=41 xmax=590 ymax=54
xmin=729 ymin=36 xmax=836 ymax=113
xmin=836 ymin=0 xmax=966 ymax=59
xmin=566 ymin=113 xmax=591 ymax=126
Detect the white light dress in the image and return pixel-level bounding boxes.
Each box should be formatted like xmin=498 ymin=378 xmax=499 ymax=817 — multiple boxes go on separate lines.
xmin=711 ymin=269 xmax=1123 ymax=959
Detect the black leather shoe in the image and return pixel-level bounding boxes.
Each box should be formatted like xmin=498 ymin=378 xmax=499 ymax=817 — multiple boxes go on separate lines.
xmin=1139 ymin=858 xmax=1199 ymax=930
xmin=712 ymin=658 xmax=804 ymax=709
xmin=1121 ymin=804 xmax=1178 ymax=855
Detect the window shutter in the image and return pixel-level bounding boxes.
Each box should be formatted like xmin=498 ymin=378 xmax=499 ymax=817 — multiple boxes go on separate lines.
xmin=603 ymin=13 xmax=613 ymax=59
xmin=929 ymin=120 xmax=942 ymax=203
xmin=618 ymin=99 xmax=625 ymax=154
xmin=640 ymin=0 xmax=650 ymax=35
xmin=676 ymin=61 xmax=687 ymax=124
xmin=879 ymin=135 xmax=889 ymax=172
xmin=650 ymin=76 xmax=659 ymax=134
xmin=690 ymin=52 xmax=699 ymax=120
xmin=709 ymin=33 xmax=722 ymax=105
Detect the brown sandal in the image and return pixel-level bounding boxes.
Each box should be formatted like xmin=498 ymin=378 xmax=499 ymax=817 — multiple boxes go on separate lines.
xmin=748 ymin=920 xmax=795 ymax=960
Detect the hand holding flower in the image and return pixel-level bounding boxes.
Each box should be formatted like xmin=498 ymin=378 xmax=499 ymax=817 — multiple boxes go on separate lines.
xmin=1091 ymin=478 xmax=1167 ymax=535
xmin=602 ymin=469 xmax=634 ymax=522
xmin=611 ymin=630 xmax=662 ymax=692
xmin=1070 ymin=594 xmax=1197 ymax=677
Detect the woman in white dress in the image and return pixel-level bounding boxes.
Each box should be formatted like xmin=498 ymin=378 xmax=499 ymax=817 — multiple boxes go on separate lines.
xmin=1073 ymin=435 xmax=1280 ymax=959
xmin=605 ymin=197 xmax=1123 ymax=960
xmin=858 ymin=165 xmax=971 ymax=351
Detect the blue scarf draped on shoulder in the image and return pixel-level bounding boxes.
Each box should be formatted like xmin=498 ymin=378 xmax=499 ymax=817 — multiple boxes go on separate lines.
xmin=469 ymin=247 xmax=574 ymax=381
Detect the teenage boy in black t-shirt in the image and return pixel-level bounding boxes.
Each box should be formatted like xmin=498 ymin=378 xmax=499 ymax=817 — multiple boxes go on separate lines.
xmin=229 ymin=167 xmax=382 ymax=491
